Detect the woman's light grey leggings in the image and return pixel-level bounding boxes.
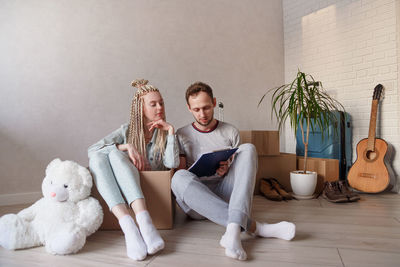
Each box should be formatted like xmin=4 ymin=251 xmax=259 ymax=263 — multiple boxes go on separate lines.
xmin=89 ymin=149 xmax=144 ymax=210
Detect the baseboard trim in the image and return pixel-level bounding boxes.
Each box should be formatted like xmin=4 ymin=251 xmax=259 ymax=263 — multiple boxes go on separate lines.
xmin=0 ymin=192 xmax=42 ymax=206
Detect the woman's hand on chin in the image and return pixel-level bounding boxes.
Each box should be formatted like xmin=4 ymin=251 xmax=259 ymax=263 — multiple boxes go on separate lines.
xmin=147 ymin=120 xmax=174 ymax=135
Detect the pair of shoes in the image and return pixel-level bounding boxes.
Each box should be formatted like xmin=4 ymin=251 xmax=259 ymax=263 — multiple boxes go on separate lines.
xmin=260 ymin=178 xmax=293 ymax=201
xmin=337 ymin=180 xmax=361 ymax=202
xmin=322 ymin=181 xmax=360 ymax=203
xmin=322 ymin=181 xmax=347 ymax=203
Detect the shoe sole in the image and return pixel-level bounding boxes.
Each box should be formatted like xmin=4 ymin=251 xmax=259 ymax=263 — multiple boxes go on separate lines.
xmin=348 ymin=196 xmax=361 ymax=202
xmin=260 ymin=193 xmax=282 ymax=201
xmin=322 ymin=192 xmax=348 ymax=203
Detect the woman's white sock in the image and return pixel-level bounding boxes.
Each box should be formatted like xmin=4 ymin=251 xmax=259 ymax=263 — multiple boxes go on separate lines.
xmin=136 ymin=210 xmax=165 ymax=255
xmin=255 ymin=221 xmax=296 ymax=240
xmin=118 ymin=215 xmax=147 ymax=261
xmin=219 ymin=223 xmax=247 ymax=261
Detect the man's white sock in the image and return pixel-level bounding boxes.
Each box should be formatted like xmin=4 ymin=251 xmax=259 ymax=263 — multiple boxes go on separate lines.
xmin=255 ymin=221 xmax=296 ymax=240
xmin=219 ymin=223 xmax=247 ymax=261
xmin=136 ymin=210 xmax=165 ymax=255
xmin=119 ymin=215 xmax=147 ymax=261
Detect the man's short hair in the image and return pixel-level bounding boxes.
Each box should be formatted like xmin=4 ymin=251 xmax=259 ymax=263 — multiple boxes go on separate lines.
xmin=185 ymin=82 xmax=214 ymax=105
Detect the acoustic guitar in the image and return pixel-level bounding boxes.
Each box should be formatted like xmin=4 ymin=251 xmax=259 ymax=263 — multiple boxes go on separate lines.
xmin=347 ymin=84 xmax=391 ymax=193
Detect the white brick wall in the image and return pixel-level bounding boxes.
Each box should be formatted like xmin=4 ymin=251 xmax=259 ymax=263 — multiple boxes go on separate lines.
xmin=283 ymin=0 xmax=400 ymax=192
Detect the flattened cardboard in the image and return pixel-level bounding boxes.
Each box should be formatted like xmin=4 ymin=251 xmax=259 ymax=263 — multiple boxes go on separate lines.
xmin=240 ymin=131 xmax=280 ymax=156
xmin=255 ymin=153 xmax=297 ymax=194
xmin=297 ymin=157 xmax=339 ymax=194
xmin=91 ymin=170 xmax=174 ymax=230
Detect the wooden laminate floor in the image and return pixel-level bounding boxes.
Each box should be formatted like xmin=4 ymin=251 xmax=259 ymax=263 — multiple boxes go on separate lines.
xmin=0 ymin=193 xmax=399 ymax=267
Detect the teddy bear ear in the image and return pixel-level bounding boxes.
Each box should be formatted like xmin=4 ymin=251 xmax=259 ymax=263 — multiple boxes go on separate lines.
xmin=46 ymin=158 xmax=62 ymax=175
xmin=78 ymin=166 xmax=93 ymax=188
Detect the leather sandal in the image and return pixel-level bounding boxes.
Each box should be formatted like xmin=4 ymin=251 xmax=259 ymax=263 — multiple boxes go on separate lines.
xmin=260 ymin=178 xmax=282 ymax=201
xmin=269 ymin=178 xmax=293 ymax=200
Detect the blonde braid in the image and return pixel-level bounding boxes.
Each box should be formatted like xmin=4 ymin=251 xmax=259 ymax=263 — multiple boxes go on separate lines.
xmin=127 ymin=79 xmax=167 ymax=165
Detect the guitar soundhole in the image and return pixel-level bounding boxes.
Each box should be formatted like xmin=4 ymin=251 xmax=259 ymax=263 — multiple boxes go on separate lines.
xmin=365 ymin=150 xmax=378 ymax=161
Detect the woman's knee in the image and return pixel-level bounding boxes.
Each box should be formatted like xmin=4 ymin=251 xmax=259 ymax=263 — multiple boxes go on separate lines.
xmin=108 ymin=149 xmax=139 ymax=175
xmin=108 ymin=149 xmax=126 ymax=162
xmin=88 ymin=152 xmax=108 ymax=170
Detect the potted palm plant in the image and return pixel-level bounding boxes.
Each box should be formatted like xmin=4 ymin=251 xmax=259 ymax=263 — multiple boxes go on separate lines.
xmin=259 ymin=70 xmax=345 ymax=199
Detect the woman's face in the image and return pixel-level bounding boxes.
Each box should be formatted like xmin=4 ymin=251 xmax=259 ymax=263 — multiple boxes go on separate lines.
xmin=142 ymin=91 xmax=165 ymax=122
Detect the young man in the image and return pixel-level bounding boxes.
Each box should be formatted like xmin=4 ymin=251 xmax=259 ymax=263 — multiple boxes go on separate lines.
xmin=171 ymin=82 xmax=296 ymax=261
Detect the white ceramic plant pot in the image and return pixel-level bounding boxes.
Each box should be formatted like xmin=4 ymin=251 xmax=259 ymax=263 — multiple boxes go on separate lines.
xmin=290 ymin=171 xmax=317 ymax=199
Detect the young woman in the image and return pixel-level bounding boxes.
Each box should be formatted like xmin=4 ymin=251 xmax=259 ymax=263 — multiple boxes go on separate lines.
xmin=88 ymin=79 xmax=179 ymax=261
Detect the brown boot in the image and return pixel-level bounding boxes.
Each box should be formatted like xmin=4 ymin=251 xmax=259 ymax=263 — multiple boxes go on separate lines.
xmin=322 ymin=181 xmax=348 ymax=203
xmin=269 ymin=178 xmax=293 ymax=200
xmin=338 ymin=180 xmax=360 ymax=202
xmin=260 ymin=178 xmax=282 ymax=201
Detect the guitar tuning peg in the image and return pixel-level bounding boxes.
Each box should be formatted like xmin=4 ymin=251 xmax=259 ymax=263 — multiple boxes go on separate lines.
xmin=381 ymin=88 xmax=385 ymax=100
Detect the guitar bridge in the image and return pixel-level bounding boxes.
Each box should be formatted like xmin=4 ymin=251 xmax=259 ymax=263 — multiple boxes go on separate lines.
xmin=358 ymin=173 xmax=376 ymax=179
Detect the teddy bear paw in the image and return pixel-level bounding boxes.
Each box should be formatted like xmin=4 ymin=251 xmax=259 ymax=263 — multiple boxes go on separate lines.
xmin=46 ymin=230 xmax=86 ymax=255
xmin=0 ymin=214 xmax=21 ymax=250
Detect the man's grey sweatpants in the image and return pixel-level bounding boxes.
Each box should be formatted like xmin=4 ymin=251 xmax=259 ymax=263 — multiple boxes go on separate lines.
xmin=171 ymin=143 xmax=257 ymax=231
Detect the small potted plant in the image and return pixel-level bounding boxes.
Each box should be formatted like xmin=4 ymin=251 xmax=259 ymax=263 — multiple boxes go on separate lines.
xmin=259 ymin=70 xmax=345 ymax=199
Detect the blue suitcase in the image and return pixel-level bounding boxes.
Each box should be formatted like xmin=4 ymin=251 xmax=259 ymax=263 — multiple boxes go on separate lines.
xmin=296 ymin=111 xmax=352 ymax=179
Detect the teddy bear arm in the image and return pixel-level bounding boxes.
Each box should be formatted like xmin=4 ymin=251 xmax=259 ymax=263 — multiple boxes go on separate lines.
xmin=17 ymin=198 xmax=43 ymax=221
xmin=77 ymin=197 xmax=103 ymax=235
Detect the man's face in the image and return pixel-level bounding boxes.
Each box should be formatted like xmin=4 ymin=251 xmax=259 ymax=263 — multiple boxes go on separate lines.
xmin=187 ymin=91 xmax=216 ymax=127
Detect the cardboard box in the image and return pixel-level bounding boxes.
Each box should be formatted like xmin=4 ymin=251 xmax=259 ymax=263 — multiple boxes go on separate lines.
xmin=255 ymin=153 xmax=297 ymax=194
xmin=91 ymin=170 xmax=174 ymax=230
xmin=240 ymin=131 xmax=280 ymax=156
xmin=296 ymin=157 xmax=339 ymax=194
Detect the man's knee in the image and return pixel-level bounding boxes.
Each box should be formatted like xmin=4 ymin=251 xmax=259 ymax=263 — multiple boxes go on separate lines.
xmin=238 ymin=143 xmax=257 ymax=157
xmin=239 ymin=143 xmax=256 ymax=152
xmin=234 ymin=143 xmax=258 ymax=171
xmin=171 ymin=169 xmax=196 ymax=196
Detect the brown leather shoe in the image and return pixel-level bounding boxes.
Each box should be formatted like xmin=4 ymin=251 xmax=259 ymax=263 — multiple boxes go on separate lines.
xmin=322 ymin=181 xmax=348 ymax=203
xmin=269 ymin=178 xmax=293 ymax=200
xmin=338 ymin=180 xmax=360 ymax=202
xmin=260 ymin=178 xmax=282 ymax=201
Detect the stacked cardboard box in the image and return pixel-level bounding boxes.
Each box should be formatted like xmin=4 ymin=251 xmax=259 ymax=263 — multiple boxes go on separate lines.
xmin=240 ymin=131 xmax=296 ymax=194
xmin=240 ymin=130 xmax=339 ymax=195
xmin=256 ymin=153 xmax=297 ymax=194
xmin=92 ymin=170 xmax=174 ymax=230
xmin=240 ymin=131 xmax=280 ymax=156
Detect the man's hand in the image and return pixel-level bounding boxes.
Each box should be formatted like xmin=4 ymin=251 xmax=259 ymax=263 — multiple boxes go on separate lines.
xmin=147 ymin=120 xmax=174 ymax=135
xmin=216 ymin=160 xmax=229 ymax=177
xmin=177 ymin=156 xmax=187 ymax=170
xmin=117 ymin=144 xmax=146 ymax=171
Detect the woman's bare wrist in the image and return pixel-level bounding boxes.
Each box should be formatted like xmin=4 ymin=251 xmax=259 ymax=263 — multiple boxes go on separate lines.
xmin=117 ymin=144 xmax=127 ymax=150
xmin=168 ymin=126 xmax=174 ymax=135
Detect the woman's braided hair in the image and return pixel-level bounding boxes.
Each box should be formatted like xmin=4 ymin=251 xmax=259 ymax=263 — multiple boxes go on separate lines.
xmin=128 ymin=79 xmax=167 ymax=163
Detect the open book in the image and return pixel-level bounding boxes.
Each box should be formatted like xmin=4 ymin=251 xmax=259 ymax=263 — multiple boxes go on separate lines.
xmin=188 ymin=148 xmax=238 ymax=177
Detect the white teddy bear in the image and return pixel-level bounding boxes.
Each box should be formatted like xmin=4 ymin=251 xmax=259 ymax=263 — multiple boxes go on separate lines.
xmin=0 ymin=158 xmax=103 ymax=255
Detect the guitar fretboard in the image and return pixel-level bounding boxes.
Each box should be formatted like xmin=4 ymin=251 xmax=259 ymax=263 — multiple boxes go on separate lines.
xmin=367 ymin=99 xmax=378 ymax=151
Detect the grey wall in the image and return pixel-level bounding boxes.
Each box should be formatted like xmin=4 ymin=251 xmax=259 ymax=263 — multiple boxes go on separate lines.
xmin=0 ymin=0 xmax=284 ymax=197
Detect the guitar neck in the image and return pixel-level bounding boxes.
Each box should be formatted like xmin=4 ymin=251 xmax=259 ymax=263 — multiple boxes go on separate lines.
xmin=367 ymin=99 xmax=379 ymax=151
